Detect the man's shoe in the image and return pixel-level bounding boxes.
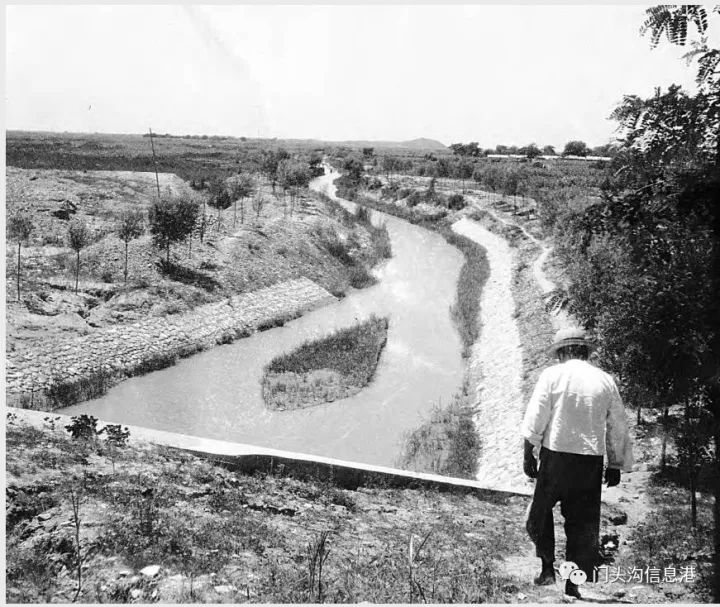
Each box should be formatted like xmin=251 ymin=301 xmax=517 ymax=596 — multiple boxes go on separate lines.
xmin=533 ymin=568 xmax=556 ymax=586
xmin=564 ymin=580 xmax=582 ymax=599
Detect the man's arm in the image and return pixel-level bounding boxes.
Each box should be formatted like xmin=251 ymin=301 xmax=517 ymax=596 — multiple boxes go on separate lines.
xmin=521 ymin=370 xmax=553 ymax=448
xmin=605 ymin=381 xmax=634 ymax=474
xmin=521 ymin=371 xmax=552 ymax=478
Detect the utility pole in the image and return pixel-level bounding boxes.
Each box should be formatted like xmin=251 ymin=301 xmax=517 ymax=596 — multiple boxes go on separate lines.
xmin=148 ymin=128 xmax=161 ymax=201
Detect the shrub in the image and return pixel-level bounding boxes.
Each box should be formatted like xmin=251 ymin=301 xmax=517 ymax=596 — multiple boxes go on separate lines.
xmin=65 ymin=415 xmax=100 ymax=440
xmin=354 ymin=206 xmax=372 ymax=225
xmin=101 ymin=424 xmax=131 ymax=447
xmin=406 ymin=191 xmax=424 ymax=207
xmin=399 ymin=391 xmax=480 ymax=479
xmin=315 ymin=226 xmax=354 ymax=265
xmin=447 ymin=193 xmax=466 ymax=210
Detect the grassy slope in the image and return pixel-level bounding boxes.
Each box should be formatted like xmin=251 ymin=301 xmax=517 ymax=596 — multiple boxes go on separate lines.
xmin=5 ymin=166 xmax=389 ymax=353
xmin=5 ymin=416 xmax=529 ymax=604
xmin=262 ymin=316 xmax=389 ymax=410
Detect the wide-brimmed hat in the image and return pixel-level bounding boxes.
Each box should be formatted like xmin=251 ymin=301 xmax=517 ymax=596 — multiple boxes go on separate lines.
xmin=549 ymin=327 xmax=595 ymax=355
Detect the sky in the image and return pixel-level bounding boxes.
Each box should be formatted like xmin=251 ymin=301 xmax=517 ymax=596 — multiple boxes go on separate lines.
xmin=4 ymin=4 xmax=706 ymax=148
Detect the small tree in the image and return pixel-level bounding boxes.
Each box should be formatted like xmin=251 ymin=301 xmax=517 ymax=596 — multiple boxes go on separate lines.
xmin=519 ymin=143 xmax=542 ymax=159
xmin=472 ymin=166 xmax=485 ymax=191
xmin=382 ymin=155 xmax=398 ymax=182
xmin=425 ymin=176 xmax=437 ymax=203
xmin=261 ymin=148 xmax=290 ymax=193
xmin=148 ymin=197 xmax=199 ymax=264
xmin=207 ymin=179 xmax=232 ymax=232
xmin=228 ymin=174 xmax=255 ymax=227
xmin=8 ymin=211 xmax=34 ymax=302
xmin=503 ymin=169 xmax=521 ymax=211
xmin=116 ymin=210 xmax=144 ymax=284
xmin=676 ymin=389 xmax=714 ymax=528
xmin=288 ymin=163 xmax=311 ymax=215
xmin=251 ymin=193 xmax=268 ymax=219
xmin=455 ymin=160 xmax=474 ymax=192
xmin=277 ymin=160 xmax=311 ymax=216
xmin=562 ymin=140 xmax=590 ymax=157
xmin=67 ymin=219 xmax=91 ymax=293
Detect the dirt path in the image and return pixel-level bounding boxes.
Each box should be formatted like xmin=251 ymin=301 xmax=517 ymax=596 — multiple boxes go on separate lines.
xmin=451 ymin=217 xmax=530 ymax=494
xmin=467 ymin=199 xmax=572 ymax=331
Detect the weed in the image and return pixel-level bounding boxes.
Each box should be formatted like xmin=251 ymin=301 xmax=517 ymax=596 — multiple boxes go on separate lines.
xmin=307 ymin=530 xmax=332 ymax=602
xmin=68 ymin=487 xmax=84 ymax=601
xmin=6 ymin=540 xmax=61 ymax=602
xmin=399 ymin=390 xmax=481 ymax=479
xmin=46 ymin=370 xmax=113 ymax=408
xmin=442 ymin=229 xmax=489 ymax=357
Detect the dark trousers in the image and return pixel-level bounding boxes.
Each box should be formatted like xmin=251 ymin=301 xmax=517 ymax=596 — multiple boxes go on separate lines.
xmin=526 ymin=447 xmax=603 ymax=578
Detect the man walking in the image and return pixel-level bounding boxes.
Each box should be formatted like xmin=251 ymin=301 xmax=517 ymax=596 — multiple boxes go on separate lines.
xmin=521 ymin=327 xmax=633 ymax=598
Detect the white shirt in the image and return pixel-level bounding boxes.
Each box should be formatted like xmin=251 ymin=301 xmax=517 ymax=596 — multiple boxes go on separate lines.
xmin=521 ymin=359 xmax=634 ymax=472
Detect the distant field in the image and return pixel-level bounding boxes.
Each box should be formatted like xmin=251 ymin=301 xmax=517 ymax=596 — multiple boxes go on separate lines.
xmin=7 ymin=131 xmax=306 ymax=182
xmin=6 ymin=131 xmax=450 ymax=183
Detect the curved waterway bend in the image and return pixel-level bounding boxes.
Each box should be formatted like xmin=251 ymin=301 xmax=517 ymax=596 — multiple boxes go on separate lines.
xmin=63 ymin=169 xmax=466 ymax=467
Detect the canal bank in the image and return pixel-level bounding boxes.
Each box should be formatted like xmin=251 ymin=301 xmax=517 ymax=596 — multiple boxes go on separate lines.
xmin=6 ymin=278 xmax=336 ymax=409
xmin=57 ymin=170 xmax=468 ymax=469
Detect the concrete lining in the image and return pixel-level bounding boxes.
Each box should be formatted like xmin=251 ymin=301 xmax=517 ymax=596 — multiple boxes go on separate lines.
xmin=7 ymin=407 xmax=533 ymax=498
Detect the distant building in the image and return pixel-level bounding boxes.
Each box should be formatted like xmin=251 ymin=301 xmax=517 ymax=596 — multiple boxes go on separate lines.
xmin=485 ymin=154 xmax=611 ymax=162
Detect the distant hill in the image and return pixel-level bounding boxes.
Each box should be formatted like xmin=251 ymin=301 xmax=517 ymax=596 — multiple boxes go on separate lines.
xmin=396 ymin=138 xmax=448 ymax=150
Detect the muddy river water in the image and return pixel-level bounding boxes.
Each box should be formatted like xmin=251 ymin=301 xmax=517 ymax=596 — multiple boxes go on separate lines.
xmin=63 ymin=169 xmax=466 ymax=467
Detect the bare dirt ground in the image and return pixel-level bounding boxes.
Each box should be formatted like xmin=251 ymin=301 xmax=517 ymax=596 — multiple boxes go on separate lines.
xmin=5 ymin=413 xmax=640 ymax=604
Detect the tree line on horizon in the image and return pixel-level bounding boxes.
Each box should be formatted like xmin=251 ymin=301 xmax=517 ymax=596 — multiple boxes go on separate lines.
xmin=448 ymin=140 xmax=616 ymax=159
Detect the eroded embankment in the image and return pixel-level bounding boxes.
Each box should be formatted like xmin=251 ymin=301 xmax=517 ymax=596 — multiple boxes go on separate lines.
xmin=6 ymin=278 xmax=336 ymax=410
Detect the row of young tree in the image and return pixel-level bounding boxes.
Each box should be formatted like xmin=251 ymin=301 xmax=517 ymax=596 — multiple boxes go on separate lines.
xmin=8 ymin=212 xmax=142 ymax=298
xmin=448 ymin=140 xmax=615 ymax=158
xmin=8 ymin=164 xmax=310 ymax=298
xmin=7 ymin=146 xmax=324 ymax=298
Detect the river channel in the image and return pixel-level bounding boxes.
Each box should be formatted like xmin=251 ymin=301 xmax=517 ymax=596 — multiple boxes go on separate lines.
xmin=63 ymin=169 xmax=466 ymax=467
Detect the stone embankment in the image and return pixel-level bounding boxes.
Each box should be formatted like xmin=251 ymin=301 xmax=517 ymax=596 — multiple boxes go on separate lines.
xmin=6 ymin=278 xmax=336 ymax=409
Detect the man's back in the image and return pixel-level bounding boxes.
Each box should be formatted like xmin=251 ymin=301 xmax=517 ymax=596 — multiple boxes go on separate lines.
xmin=522 ymin=359 xmax=633 ymax=469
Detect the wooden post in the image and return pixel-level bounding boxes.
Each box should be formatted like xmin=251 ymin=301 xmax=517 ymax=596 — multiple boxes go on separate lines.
xmin=148 ymin=128 xmax=161 ymax=201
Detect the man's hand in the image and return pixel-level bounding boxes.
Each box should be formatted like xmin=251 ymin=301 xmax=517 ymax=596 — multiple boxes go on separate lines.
xmin=605 ymin=467 xmax=621 ymax=487
xmin=523 ymin=440 xmax=538 ymax=479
